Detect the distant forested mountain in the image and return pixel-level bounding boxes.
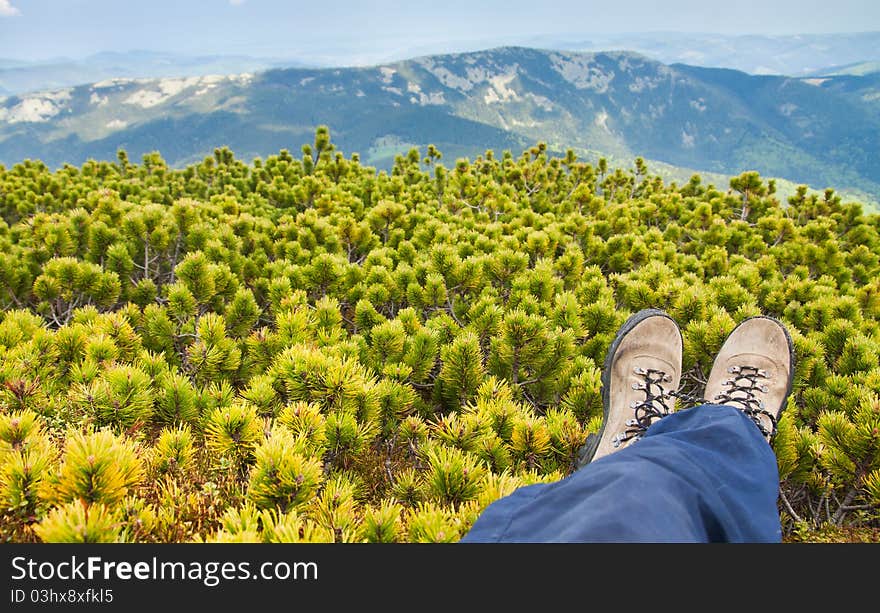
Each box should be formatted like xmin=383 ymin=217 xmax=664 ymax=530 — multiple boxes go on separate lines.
xmin=1 ymin=47 xmax=878 ymax=203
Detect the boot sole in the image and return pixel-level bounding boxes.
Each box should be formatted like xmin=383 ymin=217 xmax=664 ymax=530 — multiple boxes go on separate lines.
xmin=576 ymin=308 xmax=680 ymax=468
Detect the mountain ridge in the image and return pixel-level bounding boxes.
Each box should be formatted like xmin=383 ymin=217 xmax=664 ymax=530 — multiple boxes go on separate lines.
xmin=1 ymin=46 xmax=878 ymax=206
xmin=6 ymin=31 xmax=880 ymax=97
xmin=0 ymin=50 xmax=306 ymax=97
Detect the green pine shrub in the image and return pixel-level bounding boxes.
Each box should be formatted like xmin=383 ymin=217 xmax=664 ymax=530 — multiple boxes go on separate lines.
xmin=388 ymin=468 xmax=426 ymax=507
xmin=422 ymin=443 xmax=487 ymax=506
xmin=150 ymin=425 xmax=195 ymax=475
xmin=0 ymin=411 xmax=57 ymax=538
xmin=262 ymin=509 xmax=335 ymax=543
xmin=203 ymin=402 xmax=263 ymax=470
xmin=155 ymin=372 xmax=199 ymax=425
xmin=69 ymin=363 xmax=154 ymax=429
xmin=359 ymin=499 xmax=404 ymax=542
xmin=45 ymin=429 xmax=143 ymax=506
xmin=1 ymin=130 xmax=879 ymax=541
xmin=407 ymin=501 xmax=463 ymax=543
xmin=247 ymin=429 xmax=324 ymax=512
xmin=34 ymin=501 xmax=123 ymax=543
xmin=308 ymin=474 xmax=361 ymax=540
xmin=509 ymin=415 xmax=553 ymax=470
xmin=209 ymin=504 xmax=262 ymax=543
xmin=277 ymin=401 xmax=327 ymax=449
xmin=437 ymin=331 xmax=485 ymax=410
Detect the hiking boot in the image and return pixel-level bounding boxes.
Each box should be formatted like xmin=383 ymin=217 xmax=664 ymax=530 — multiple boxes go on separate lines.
xmin=577 ymin=309 xmax=682 ymax=466
xmin=703 ymin=316 xmax=795 ymax=442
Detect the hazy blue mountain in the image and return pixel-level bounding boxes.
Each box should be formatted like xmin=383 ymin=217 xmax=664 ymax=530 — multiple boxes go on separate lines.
xmin=807 ymin=71 xmax=880 ymax=121
xmin=813 ymin=61 xmax=880 ymax=77
xmin=522 ymin=32 xmax=880 ymax=77
xmin=0 ymin=59 xmax=30 ymax=69
xmin=0 ymin=50 xmax=306 ymax=96
xmin=1 ymin=47 xmax=878 ymax=204
xmin=6 ymin=31 xmax=880 ymax=97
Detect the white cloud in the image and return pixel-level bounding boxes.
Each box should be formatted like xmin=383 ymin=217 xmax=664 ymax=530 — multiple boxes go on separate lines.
xmin=229 ymin=0 xmax=246 ymax=5
xmin=0 ymin=1 xmax=21 ymax=17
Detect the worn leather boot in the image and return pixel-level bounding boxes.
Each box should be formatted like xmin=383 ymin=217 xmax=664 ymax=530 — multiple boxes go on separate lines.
xmin=703 ymin=316 xmax=795 ymax=443
xmin=577 ymin=309 xmax=682 ymax=466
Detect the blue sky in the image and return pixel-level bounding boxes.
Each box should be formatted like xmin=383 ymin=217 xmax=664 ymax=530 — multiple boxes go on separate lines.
xmin=1 ymin=0 xmax=878 ymax=62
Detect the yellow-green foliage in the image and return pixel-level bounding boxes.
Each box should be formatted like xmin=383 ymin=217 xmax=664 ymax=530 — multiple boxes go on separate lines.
xmin=359 ymin=500 xmax=404 ymax=543
xmin=262 ymin=509 xmax=335 ymax=543
xmin=203 ymin=402 xmax=263 ymax=467
xmin=151 ymin=425 xmax=195 ymax=474
xmin=69 ymin=363 xmax=154 ymax=429
xmin=34 ymin=501 xmax=123 ymax=543
xmin=423 ymin=443 xmax=487 ymax=506
xmin=0 ymin=411 xmax=56 ymax=533
xmin=407 ymin=501 xmax=464 ymax=543
xmin=247 ymin=429 xmax=324 ymax=511
xmin=46 ymin=429 xmax=143 ymax=506
xmin=0 ymin=409 xmax=46 ymax=456
xmin=1 ymin=130 xmax=879 ymax=542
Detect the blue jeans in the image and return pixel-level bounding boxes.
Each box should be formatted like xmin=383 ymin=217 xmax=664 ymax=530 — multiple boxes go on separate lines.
xmin=460 ymin=404 xmax=782 ymax=543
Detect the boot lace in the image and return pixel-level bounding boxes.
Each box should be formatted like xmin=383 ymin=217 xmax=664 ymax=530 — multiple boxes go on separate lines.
xmin=711 ymin=365 xmax=777 ymax=438
xmin=612 ymin=367 xmax=675 ymax=448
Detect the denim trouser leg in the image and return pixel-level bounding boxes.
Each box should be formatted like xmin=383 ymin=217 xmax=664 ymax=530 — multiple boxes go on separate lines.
xmin=460 ymin=404 xmax=781 ymax=543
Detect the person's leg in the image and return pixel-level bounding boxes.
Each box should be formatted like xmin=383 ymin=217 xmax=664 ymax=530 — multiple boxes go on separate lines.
xmin=460 ymin=312 xmax=795 ymax=543
xmin=460 ymin=403 xmax=781 ymax=543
